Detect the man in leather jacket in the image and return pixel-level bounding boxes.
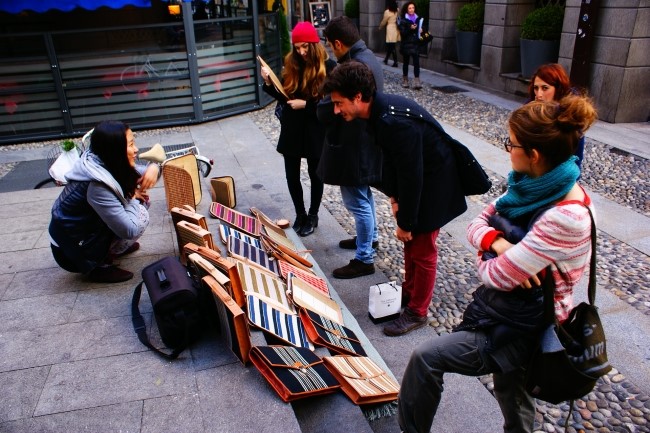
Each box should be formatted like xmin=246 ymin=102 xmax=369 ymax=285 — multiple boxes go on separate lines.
xmin=322 ymin=61 xmax=467 ymax=336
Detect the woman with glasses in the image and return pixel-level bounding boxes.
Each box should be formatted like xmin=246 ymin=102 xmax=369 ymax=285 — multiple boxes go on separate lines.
xmin=398 ymin=94 xmax=597 ymax=433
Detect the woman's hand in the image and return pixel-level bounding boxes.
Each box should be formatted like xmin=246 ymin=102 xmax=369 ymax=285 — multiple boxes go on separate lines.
xmin=287 ymin=99 xmax=306 ymax=110
xmin=490 ymin=237 xmax=542 ymax=289
xmin=138 ymin=164 xmax=159 ymax=191
xmin=134 ymin=189 xmax=149 ymax=205
xmin=260 ymin=66 xmax=271 ymax=85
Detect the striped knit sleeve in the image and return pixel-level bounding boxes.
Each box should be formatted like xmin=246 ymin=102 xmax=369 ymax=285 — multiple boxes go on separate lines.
xmin=466 ymin=200 xmax=500 ymax=252
xmin=474 ymin=203 xmax=593 ymax=298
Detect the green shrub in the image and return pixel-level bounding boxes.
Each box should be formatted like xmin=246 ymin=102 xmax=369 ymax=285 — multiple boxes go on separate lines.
xmin=61 ymin=139 xmax=76 ymax=152
xmin=277 ymin=7 xmax=291 ymax=57
xmin=521 ymin=4 xmax=564 ymax=40
xmin=344 ymin=0 xmax=359 ymax=19
xmin=456 ymin=2 xmax=484 ymax=33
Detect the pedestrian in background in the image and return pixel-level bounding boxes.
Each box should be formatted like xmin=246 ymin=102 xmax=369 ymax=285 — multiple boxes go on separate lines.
xmin=318 ymin=16 xmax=385 ymax=280
xmin=322 ymin=61 xmax=467 ymax=334
xmin=528 ymin=63 xmax=586 ymax=170
xmin=260 ymin=21 xmax=336 ymax=236
xmin=398 ymin=1 xmax=424 ymax=89
xmin=379 ymin=0 xmax=400 ymax=67
xmin=49 ymin=120 xmax=159 ymax=283
xmin=398 ymin=94 xmax=598 ymax=433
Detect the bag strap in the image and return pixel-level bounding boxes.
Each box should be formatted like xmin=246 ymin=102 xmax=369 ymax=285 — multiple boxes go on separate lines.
xmin=541 ymin=203 xmax=597 ymax=323
xmin=131 ymin=281 xmax=185 ymax=360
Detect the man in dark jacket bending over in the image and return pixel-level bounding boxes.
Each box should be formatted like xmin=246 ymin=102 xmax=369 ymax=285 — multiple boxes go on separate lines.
xmin=317 ymin=16 xmax=384 ymax=280
xmin=322 ymin=61 xmax=467 ymax=336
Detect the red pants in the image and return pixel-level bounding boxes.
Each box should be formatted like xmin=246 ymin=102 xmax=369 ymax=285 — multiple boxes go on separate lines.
xmin=402 ymin=230 xmax=440 ymax=317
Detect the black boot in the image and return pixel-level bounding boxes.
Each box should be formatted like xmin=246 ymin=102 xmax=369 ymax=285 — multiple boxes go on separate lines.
xmin=298 ymin=213 xmax=318 ymax=237
xmin=292 ymin=214 xmax=307 ymax=233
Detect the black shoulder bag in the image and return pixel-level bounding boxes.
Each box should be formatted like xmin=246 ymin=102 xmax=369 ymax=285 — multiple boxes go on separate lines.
xmin=525 ymin=205 xmax=611 ymax=404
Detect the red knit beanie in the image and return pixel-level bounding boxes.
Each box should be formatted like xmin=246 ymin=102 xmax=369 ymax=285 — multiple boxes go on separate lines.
xmin=291 ymin=22 xmax=320 ymax=44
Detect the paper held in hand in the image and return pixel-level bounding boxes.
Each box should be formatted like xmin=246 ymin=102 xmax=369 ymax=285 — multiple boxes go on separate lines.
xmin=257 ymin=55 xmax=290 ymax=100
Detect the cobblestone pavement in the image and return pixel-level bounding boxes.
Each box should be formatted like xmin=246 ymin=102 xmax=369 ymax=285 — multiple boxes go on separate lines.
xmin=1 ymin=69 xmax=648 ymax=433
xmin=248 ymin=70 xmax=650 ymax=433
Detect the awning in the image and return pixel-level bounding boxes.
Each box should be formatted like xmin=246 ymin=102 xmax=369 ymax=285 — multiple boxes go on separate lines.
xmin=0 ymin=1 xmax=153 ymax=14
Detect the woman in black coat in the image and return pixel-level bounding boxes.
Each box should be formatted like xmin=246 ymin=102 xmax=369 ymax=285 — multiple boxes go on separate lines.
xmin=261 ymin=22 xmax=336 ymax=236
xmin=398 ymin=1 xmax=424 ymax=89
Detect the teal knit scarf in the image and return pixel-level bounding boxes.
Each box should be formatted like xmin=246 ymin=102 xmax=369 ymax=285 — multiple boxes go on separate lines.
xmin=495 ymin=156 xmax=580 ymax=219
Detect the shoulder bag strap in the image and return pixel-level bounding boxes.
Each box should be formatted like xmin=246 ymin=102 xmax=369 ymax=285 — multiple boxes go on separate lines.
xmin=131 ymin=281 xmax=185 ymax=360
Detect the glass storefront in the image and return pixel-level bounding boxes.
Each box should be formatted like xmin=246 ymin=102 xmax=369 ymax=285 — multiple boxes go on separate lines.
xmin=0 ymin=0 xmax=282 ymax=144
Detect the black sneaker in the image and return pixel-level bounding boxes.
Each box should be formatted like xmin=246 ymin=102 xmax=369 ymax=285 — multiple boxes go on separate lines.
xmin=332 ymin=259 xmax=375 ymax=279
xmin=383 ymin=308 xmax=427 ymax=336
xmin=338 ymin=236 xmax=379 ymax=250
xmin=87 ymin=265 xmax=134 ymax=283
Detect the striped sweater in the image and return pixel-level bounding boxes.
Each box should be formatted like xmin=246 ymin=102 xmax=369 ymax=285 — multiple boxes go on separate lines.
xmin=467 ymin=195 xmax=594 ymax=322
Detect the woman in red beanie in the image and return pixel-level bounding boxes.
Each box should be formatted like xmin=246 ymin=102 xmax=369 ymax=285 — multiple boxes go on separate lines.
xmin=260 ymin=22 xmax=336 ymax=236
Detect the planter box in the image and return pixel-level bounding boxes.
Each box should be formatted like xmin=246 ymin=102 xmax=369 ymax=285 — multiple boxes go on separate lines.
xmin=456 ymin=31 xmax=482 ymax=65
xmin=520 ymin=39 xmax=560 ymax=79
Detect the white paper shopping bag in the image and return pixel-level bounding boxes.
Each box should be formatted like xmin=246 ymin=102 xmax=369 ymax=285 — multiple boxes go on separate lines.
xmin=368 ymin=281 xmax=402 ymax=323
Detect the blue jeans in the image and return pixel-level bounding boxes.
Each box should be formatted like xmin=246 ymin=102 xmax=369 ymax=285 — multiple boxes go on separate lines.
xmin=340 ymin=185 xmax=378 ymax=264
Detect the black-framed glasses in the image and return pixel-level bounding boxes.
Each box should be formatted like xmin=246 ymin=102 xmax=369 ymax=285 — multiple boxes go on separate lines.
xmin=503 ymin=137 xmax=524 ymax=152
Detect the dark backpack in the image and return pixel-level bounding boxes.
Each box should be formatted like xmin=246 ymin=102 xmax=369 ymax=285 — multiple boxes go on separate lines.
xmin=131 ymin=256 xmax=202 ymax=359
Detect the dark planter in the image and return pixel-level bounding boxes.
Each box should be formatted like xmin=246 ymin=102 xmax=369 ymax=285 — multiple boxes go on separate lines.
xmin=520 ymin=39 xmax=560 ymax=78
xmin=455 ymin=30 xmax=482 ymax=65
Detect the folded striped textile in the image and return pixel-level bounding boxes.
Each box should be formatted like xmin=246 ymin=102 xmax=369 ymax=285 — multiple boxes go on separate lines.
xmin=279 ymin=261 xmax=328 ymax=296
xmin=299 ymin=309 xmax=366 ymax=357
xmin=209 ymin=202 xmax=259 ymax=236
xmin=219 ymin=224 xmax=262 ymax=248
xmin=247 ymin=294 xmax=313 ymax=350
xmin=227 ymin=236 xmax=279 ymax=275
xmin=236 ymin=260 xmax=294 ymax=315
xmin=249 ymin=345 xmax=340 ymax=402
xmin=323 ymin=356 xmax=400 ymax=405
xmin=288 ymin=274 xmax=343 ymax=325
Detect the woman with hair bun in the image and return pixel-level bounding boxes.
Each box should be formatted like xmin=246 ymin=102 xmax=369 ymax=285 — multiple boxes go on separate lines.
xmin=398 ymin=94 xmax=598 ymax=433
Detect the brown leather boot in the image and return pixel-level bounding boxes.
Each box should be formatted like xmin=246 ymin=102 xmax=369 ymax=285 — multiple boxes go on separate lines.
xmin=402 ymin=76 xmax=409 ymax=88
xmin=413 ymin=77 xmax=422 ymax=90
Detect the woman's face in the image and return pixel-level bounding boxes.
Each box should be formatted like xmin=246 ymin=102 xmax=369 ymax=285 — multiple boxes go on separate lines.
xmin=533 ymin=76 xmax=556 ymax=101
xmin=507 ymin=129 xmax=531 ymax=175
xmin=126 ymin=129 xmax=138 ymax=168
xmin=407 ymin=3 xmax=415 ymax=14
xmin=294 ymin=42 xmax=310 ymax=60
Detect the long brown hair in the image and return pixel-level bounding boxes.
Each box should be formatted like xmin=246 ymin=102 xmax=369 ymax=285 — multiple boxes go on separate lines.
xmin=281 ymin=42 xmax=329 ymax=100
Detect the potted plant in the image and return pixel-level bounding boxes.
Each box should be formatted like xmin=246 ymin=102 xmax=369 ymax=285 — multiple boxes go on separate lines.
xmin=344 ymin=0 xmax=359 ymax=28
xmin=520 ymin=4 xmax=564 ymax=78
xmin=455 ymin=1 xmax=484 ymax=65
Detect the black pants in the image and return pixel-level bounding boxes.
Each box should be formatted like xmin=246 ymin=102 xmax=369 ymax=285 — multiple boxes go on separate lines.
xmin=384 ymin=42 xmax=398 ymax=64
xmin=402 ymin=51 xmax=420 ymax=78
xmin=283 ymin=155 xmax=323 ymax=216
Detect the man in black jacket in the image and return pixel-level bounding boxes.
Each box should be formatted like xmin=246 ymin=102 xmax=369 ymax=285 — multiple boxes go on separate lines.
xmin=322 ymin=61 xmax=467 ymax=336
xmin=317 ymin=16 xmax=384 ymax=280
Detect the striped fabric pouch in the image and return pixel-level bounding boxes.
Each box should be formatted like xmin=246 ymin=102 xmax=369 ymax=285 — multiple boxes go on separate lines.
xmin=246 ymin=294 xmax=313 ymax=350
xmin=227 ymin=236 xmax=279 ymax=275
xmin=236 ymin=261 xmax=294 ymax=315
xmin=249 ymin=345 xmax=340 ymax=402
xmin=209 ymin=202 xmax=259 ymax=236
xmin=279 ymin=261 xmax=329 ymax=296
xmin=219 ymin=224 xmax=262 ymax=248
xmin=299 ymin=309 xmax=366 ymax=357
xmin=323 ymin=356 xmax=400 ymax=405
